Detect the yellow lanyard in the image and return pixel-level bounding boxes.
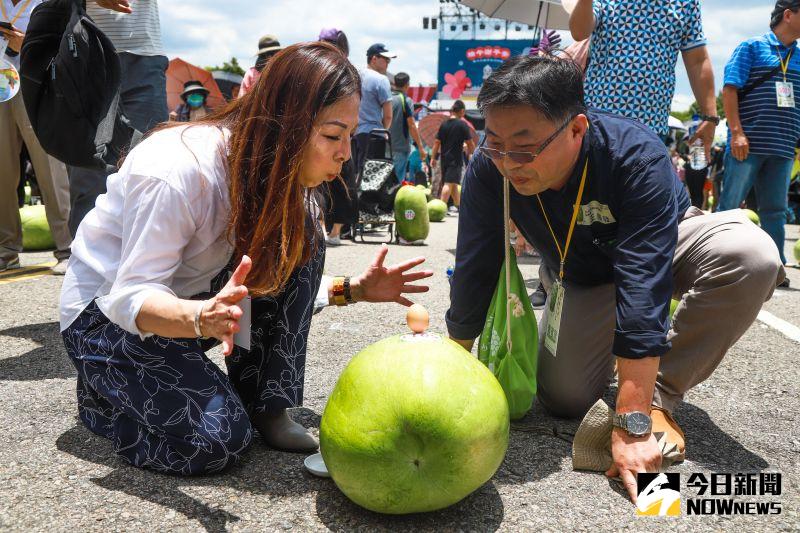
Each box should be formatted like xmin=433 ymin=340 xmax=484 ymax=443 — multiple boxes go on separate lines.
xmin=535 ymin=159 xmax=589 ymax=280
xmin=776 ymin=45 xmax=794 ymax=82
xmin=1 ymin=0 xmax=34 ymax=26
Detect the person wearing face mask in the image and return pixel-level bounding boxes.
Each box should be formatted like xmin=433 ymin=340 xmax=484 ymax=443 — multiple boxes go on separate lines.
xmin=59 ymin=43 xmax=433 ymax=475
xmin=446 ymin=55 xmax=785 ymax=504
xmin=171 ymin=80 xmax=211 ymax=122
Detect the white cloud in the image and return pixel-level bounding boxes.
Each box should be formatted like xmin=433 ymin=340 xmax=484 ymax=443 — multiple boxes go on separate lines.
xmin=162 ymin=0 xmax=441 ymax=84
xmin=671 ymin=93 xmax=695 ymax=112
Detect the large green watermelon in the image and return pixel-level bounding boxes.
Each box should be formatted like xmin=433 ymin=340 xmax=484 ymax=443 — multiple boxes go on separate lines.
xmin=415 ymin=184 xmax=433 ymax=202
xmin=395 ymin=185 xmax=429 ymax=242
xmin=20 ymin=205 xmax=55 ymax=251
xmin=743 ymin=209 xmax=760 ymax=225
xmin=427 ymin=199 xmax=447 ymax=222
xmin=320 ymin=333 xmax=510 ymax=514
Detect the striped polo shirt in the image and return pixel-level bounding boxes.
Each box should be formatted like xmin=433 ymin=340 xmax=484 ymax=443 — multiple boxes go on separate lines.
xmin=86 ymin=0 xmax=163 ymax=57
xmin=724 ymin=31 xmax=800 ymax=160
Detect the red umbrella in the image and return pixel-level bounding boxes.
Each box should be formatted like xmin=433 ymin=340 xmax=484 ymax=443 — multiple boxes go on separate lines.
xmin=417 ymin=112 xmax=479 ymax=149
xmin=166 ymin=58 xmax=226 ymax=112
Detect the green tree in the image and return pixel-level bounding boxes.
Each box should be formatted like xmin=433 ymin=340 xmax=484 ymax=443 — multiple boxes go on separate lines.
xmin=205 ymin=57 xmax=245 ymax=77
xmin=675 ymin=91 xmax=725 ymax=121
xmin=672 ymin=109 xmax=693 ymax=122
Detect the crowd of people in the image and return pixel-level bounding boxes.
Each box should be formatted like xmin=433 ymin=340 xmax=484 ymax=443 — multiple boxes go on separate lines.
xmin=0 ymin=0 xmax=796 ymax=506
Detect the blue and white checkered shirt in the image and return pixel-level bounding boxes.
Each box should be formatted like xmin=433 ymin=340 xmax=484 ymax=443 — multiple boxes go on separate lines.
xmin=584 ymin=0 xmax=706 ymax=136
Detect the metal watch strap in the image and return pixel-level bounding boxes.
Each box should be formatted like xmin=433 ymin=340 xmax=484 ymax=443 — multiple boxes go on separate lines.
xmin=612 ymin=411 xmax=652 ymax=436
xmin=343 ymin=276 xmax=355 ymax=304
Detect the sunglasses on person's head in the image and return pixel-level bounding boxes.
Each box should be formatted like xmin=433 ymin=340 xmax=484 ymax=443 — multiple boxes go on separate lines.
xmin=479 ymin=115 xmax=577 ymax=164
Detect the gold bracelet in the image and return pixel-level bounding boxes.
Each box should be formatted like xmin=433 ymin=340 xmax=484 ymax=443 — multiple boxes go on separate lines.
xmin=332 ymin=276 xmax=347 ymax=306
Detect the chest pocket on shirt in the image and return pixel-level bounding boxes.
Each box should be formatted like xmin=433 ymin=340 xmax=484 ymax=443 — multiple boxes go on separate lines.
xmin=591 ymin=224 xmax=619 ymax=257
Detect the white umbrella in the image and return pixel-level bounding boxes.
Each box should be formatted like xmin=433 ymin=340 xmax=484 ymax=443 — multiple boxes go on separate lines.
xmin=668 ymin=115 xmax=687 ymax=131
xmin=459 ymin=0 xmax=571 ymax=31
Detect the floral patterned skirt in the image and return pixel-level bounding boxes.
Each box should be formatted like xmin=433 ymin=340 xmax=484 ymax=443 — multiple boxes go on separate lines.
xmin=61 ymin=245 xmax=324 ymax=475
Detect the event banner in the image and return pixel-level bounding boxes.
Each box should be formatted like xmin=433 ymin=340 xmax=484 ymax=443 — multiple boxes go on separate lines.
xmin=437 ymin=39 xmax=532 ymax=99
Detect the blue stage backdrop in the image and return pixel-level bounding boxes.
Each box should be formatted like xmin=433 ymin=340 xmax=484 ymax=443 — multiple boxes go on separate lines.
xmin=438 ymin=39 xmax=532 ymax=99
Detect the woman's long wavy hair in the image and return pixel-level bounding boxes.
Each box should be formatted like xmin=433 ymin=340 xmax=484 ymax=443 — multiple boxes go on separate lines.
xmin=155 ymin=42 xmax=360 ymax=297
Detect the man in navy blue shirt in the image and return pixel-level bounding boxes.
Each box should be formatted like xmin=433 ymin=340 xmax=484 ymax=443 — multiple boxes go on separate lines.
xmin=447 ymin=55 xmax=785 ymax=503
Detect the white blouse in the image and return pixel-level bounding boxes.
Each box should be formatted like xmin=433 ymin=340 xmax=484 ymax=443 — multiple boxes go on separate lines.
xmin=60 ymin=125 xmax=235 ymax=337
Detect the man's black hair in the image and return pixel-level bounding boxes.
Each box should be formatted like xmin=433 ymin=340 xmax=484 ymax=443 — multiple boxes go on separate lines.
xmin=394 ymin=72 xmax=410 ymax=88
xmin=452 ymin=99 xmax=466 ymax=112
xmin=771 ymin=0 xmax=800 ymax=29
xmin=477 ymin=54 xmax=586 ymax=122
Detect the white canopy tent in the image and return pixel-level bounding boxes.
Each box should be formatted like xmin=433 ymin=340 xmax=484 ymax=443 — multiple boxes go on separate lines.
xmin=459 ymin=0 xmax=572 ymax=30
xmin=668 ymin=115 xmax=687 ymax=131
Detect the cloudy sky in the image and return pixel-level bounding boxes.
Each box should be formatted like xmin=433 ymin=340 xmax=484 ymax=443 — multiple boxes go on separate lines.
xmin=160 ymin=0 xmax=776 ymax=112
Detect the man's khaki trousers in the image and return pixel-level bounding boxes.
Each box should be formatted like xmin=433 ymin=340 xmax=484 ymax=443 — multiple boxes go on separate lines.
xmin=536 ymin=208 xmax=785 ymax=417
xmin=0 ymin=93 xmax=71 ymax=262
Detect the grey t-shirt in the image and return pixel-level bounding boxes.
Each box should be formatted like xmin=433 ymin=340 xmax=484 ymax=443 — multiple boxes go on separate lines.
xmin=389 ymin=91 xmax=414 ymax=155
xmin=356 ymin=68 xmax=392 ymax=135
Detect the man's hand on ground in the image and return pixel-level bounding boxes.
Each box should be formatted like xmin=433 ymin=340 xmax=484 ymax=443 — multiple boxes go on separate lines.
xmin=606 ymin=428 xmax=662 ymax=504
xmin=94 ymin=0 xmax=133 ymax=13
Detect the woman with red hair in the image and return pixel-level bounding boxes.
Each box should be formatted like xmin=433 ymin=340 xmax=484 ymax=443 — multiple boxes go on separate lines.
xmin=59 ymin=42 xmax=431 ymax=475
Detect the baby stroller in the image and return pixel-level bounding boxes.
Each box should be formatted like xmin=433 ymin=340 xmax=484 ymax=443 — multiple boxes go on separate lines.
xmin=352 ymin=129 xmax=401 ymax=243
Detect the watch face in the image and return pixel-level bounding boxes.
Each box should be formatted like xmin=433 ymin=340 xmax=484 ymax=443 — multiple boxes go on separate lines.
xmin=626 ymin=412 xmax=651 ymax=436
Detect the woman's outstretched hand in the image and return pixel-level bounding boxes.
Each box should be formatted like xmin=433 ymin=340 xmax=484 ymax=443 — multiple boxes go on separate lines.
xmin=351 ymin=244 xmax=433 ymax=307
xmin=201 ymin=255 xmax=251 ymax=356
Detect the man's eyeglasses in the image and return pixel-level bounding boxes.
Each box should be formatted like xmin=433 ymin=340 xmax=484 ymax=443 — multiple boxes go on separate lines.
xmin=479 ymin=115 xmax=576 ymax=164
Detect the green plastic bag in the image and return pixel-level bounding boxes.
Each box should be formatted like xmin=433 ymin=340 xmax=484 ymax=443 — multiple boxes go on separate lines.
xmin=477 ymin=248 xmax=538 ymax=420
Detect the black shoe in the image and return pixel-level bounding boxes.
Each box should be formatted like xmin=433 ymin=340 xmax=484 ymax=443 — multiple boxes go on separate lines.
xmin=530 ymin=282 xmax=547 ymax=309
xmin=778 ymin=277 xmax=790 ymax=288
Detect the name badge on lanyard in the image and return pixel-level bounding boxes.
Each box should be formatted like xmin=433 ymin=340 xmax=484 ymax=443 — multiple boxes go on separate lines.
xmin=777 ymin=81 xmax=795 ymax=108
xmin=543 ymin=279 xmax=565 ymax=356
xmin=536 ymin=159 xmax=590 ymax=357
xmin=775 ymin=45 xmax=795 ymax=108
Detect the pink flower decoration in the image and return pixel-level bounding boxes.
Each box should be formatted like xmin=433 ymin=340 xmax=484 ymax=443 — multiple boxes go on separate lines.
xmin=443 ymin=70 xmax=472 ymax=98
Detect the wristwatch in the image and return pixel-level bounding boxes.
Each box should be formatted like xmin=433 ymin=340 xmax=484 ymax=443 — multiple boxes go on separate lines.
xmin=612 ymin=411 xmax=652 ymax=437
xmin=699 ymin=114 xmax=721 ymax=125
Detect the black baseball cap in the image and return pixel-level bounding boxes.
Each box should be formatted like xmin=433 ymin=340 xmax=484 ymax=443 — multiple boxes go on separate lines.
xmin=367 ymin=43 xmax=397 ymax=60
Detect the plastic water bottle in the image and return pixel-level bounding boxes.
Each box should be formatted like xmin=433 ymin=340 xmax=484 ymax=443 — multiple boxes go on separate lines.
xmin=446 ymin=266 xmax=454 ymax=287
xmin=688 ymin=115 xmax=707 ymax=170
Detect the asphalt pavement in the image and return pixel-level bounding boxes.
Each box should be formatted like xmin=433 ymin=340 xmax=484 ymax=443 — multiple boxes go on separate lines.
xmin=0 ymin=215 xmax=798 ymax=532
